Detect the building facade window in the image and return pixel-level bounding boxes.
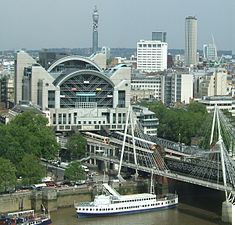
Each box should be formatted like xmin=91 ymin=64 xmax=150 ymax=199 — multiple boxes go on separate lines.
xmin=48 ymin=90 xmax=55 ymax=108
xmin=118 ymin=91 xmax=125 ymax=108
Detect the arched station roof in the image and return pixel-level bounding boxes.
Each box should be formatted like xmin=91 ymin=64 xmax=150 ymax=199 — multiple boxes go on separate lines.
xmin=53 ymin=69 xmax=114 ymax=88
xmin=47 ymin=55 xmax=102 ymax=73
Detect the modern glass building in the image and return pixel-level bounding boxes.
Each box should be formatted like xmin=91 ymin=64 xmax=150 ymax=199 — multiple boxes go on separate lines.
xmin=203 ymin=43 xmax=218 ymax=61
xmin=152 ymin=32 xmax=167 ymax=42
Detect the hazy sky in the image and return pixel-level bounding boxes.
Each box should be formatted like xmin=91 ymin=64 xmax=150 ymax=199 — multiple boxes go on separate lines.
xmin=0 ymin=0 xmax=234 ymax=52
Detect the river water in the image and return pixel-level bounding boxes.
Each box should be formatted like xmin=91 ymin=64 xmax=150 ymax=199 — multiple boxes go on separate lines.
xmin=50 ymin=204 xmax=225 ymax=225
xmin=50 ymin=182 xmax=230 ymax=225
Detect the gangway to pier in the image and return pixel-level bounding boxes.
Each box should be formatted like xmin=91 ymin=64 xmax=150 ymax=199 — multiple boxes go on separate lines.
xmin=102 ymin=183 xmax=120 ymax=197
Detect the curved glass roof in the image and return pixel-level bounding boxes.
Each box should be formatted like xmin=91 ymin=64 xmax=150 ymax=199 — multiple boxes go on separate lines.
xmin=57 ymin=70 xmax=114 ymax=108
xmin=47 ymin=55 xmax=101 ymax=79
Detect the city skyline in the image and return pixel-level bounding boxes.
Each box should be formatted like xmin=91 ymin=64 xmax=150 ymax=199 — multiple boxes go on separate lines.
xmin=0 ymin=0 xmax=234 ymax=52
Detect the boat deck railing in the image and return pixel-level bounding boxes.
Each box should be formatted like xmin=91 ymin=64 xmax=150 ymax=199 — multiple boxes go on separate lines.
xmin=156 ymin=194 xmax=177 ymax=201
xmin=76 ymin=202 xmax=93 ymax=207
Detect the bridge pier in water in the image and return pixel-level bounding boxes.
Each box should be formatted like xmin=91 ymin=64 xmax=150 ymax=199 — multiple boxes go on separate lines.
xmin=222 ymin=201 xmax=232 ymax=223
xmin=156 ymin=176 xmax=170 ymax=194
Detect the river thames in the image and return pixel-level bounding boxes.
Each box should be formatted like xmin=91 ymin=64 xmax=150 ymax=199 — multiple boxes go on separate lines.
xmin=50 ymin=182 xmax=230 ymax=225
xmin=51 ymin=203 xmax=226 ymax=225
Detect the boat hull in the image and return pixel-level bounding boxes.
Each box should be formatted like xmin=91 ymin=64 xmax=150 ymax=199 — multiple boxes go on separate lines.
xmin=0 ymin=218 xmax=52 ymax=225
xmin=38 ymin=219 xmax=52 ymax=225
xmin=77 ymin=204 xmax=177 ymax=218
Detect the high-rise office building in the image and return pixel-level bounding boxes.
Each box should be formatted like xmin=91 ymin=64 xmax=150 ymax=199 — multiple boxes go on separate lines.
xmin=203 ymin=37 xmax=217 ymax=61
xmin=162 ymin=72 xmax=193 ymax=105
xmin=137 ymin=40 xmax=168 ymax=72
xmin=92 ymin=6 xmax=99 ymax=54
xmin=152 ymin=32 xmax=167 ymax=42
xmin=203 ymin=44 xmax=218 ymax=61
xmin=185 ymin=16 xmax=198 ymax=66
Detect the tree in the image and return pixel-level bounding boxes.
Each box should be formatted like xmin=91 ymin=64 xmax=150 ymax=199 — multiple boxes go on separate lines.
xmin=18 ymin=154 xmax=46 ymax=185
xmin=10 ymin=111 xmax=59 ymax=159
xmin=64 ymin=161 xmax=85 ymax=181
xmin=0 ymin=111 xmax=59 ymax=164
xmin=65 ymin=132 xmax=87 ymax=160
xmin=188 ymin=101 xmax=207 ymax=114
xmin=140 ymin=101 xmax=211 ymax=147
xmin=0 ymin=157 xmax=17 ymax=193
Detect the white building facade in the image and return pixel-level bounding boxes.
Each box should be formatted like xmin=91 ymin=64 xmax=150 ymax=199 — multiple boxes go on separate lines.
xmin=171 ymin=73 xmax=194 ymax=104
xmin=199 ymin=96 xmax=235 ymax=116
xmin=197 ymin=68 xmax=227 ymax=98
xmin=131 ymin=75 xmax=163 ymax=101
xmin=137 ymin=40 xmax=167 ymax=72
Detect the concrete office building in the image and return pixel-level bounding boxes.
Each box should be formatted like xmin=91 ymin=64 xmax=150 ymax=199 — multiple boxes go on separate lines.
xmin=0 ymin=76 xmax=14 ymax=108
xmin=199 ymin=96 xmax=235 ymax=116
xmin=131 ymin=74 xmax=163 ymax=101
xmin=14 ymin=51 xmax=131 ymax=133
xmin=185 ymin=16 xmax=198 ymax=66
xmin=137 ymin=40 xmax=168 ymax=72
xmin=0 ymin=60 xmax=15 ymax=108
xmin=198 ymin=68 xmax=227 ymax=97
xmin=14 ymin=51 xmax=37 ymax=104
xmin=152 ymin=32 xmax=166 ymax=42
xmin=101 ymin=46 xmax=111 ymax=59
xmin=162 ymin=72 xmax=193 ymax=105
xmin=131 ymin=69 xmax=193 ymax=105
xmin=132 ymin=105 xmax=159 ymax=136
xmin=191 ymin=69 xmax=213 ymax=99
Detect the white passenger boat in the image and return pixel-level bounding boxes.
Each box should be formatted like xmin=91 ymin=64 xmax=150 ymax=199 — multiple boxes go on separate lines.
xmin=75 ymin=183 xmax=178 ymax=217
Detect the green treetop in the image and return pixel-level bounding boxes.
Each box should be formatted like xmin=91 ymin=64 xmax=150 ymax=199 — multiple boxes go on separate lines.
xmin=18 ymin=154 xmax=46 ymax=185
xmin=0 ymin=110 xmax=59 ymax=164
xmin=65 ymin=132 xmax=87 ymax=160
xmin=64 ymin=161 xmax=85 ymax=181
xmin=0 ymin=157 xmax=17 ymax=193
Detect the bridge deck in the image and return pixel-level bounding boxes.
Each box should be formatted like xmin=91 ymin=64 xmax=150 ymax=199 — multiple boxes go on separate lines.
xmin=91 ymin=154 xmax=232 ymax=192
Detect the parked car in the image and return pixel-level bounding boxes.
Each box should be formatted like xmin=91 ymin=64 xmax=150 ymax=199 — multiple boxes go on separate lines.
xmin=31 ymin=183 xmax=47 ymax=191
xmin=81 ymin=165 xmax=89 ymax=172
xmin=75 ymin=180 xmax=86 ymax=185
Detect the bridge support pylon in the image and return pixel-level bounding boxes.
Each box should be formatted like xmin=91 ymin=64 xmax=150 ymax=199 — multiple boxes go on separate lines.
xmin=222 ymin=201 xmax=232 ymax=223
xmin=156 ymin=176 xmax=169 ymax=194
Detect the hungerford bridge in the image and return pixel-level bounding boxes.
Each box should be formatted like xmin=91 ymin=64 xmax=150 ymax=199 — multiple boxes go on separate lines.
xmin=84 ymin=106 xmax=235 ymax=221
